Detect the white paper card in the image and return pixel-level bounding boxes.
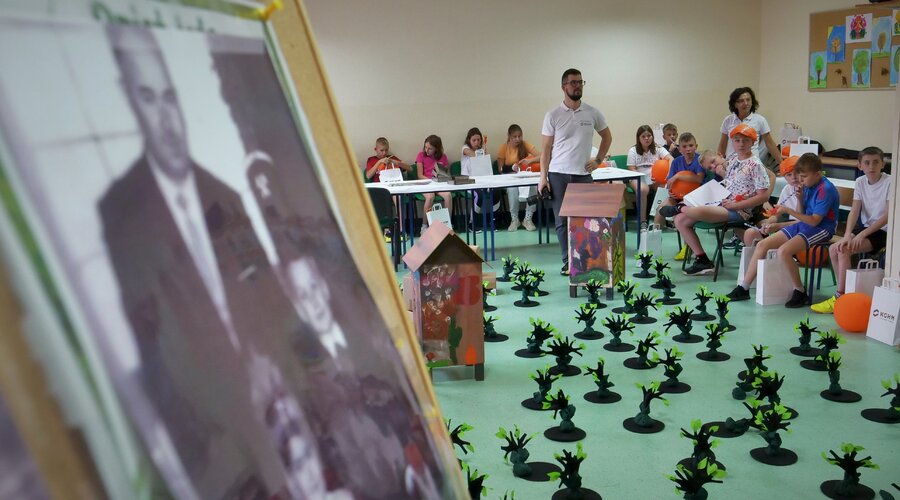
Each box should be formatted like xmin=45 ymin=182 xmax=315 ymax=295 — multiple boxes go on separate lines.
xmin=683 ymin=181 xmax=731 ymax=207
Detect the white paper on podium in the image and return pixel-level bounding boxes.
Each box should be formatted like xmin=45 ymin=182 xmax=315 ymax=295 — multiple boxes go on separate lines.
xmin=683 ymin=181 xmax=731 ymax=207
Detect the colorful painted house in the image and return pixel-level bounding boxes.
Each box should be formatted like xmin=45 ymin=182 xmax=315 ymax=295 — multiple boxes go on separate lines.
xmin=402 ymin=223 xmax=485 ymax=380
xmin=559 ymin=183 xmax=626 ymax=297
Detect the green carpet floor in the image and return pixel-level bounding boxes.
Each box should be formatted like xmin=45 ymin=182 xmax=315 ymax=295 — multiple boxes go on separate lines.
xmin=401 ymin=224 xmax=899 ymax=499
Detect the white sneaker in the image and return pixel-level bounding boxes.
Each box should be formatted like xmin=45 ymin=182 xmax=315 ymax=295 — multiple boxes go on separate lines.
xmin=522 ymin=217 xmax=536 ymax=232
xmin=507 ymin=218 xmax=520 ymax=232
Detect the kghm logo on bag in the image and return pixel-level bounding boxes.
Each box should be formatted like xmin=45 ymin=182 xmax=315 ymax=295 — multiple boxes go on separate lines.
xmin=872 ymin=309 xmax=897 ymax=323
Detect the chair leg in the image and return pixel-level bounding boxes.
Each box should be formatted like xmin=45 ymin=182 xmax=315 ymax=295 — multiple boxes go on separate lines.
xmin=711 ymin=228 xmax=726 ymax=282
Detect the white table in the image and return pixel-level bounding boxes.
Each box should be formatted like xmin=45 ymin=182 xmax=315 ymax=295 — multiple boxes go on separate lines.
xmin=366 ymin=168 xmax=646 ymax=261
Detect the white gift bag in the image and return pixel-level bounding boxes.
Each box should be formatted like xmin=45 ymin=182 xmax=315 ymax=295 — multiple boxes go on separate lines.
xmin=469 ymin=154 xmax=494 ymax=177
xmin=789 ymin=136 xmax=818 ymax=157
xmin=683 ymin=180 xmax=731 ymax=207
xmin=649 ymin=188 xmax=669 ymax=217
xmin=779 ymin=123 xmax=802 ymax=150
xmin=378 ymin=166 xmax=403 ymax=183
xmin=866 ymin=278 xmax=900 ymax=345
xmin=426 ymin=203 xmax=452 ymax=228
xmin=756 ymin=250 xmax=794 ymax=305
xmin=845 ymin=259 xmax=884 ymax=296
xmin=737 ymin=239 xmax=760 ymax=289
xmin=638 ymin=224 xmax=663 ymax=256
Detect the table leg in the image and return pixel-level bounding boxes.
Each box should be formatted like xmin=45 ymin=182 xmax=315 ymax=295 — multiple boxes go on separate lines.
xmin=489 ymin=189 xmax=495 ymax=261
xmin=635 ymin=179 xmax=642 ymax=250
xmin=481 ymin=188 xmax=488 ymax=258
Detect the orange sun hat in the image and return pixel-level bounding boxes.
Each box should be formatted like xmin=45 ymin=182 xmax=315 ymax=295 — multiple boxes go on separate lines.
xmin=729 ymin=123 xmax=758 ymax=142
xmin=779 ymin=155 xmax=799 ymax=176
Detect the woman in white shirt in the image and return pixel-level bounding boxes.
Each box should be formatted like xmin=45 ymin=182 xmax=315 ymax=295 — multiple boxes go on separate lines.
xmin=717 ymin=87 xmax=782 ymax=164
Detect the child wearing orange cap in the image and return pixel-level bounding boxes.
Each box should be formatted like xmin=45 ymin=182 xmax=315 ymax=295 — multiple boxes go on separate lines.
xmin=741 ymin=155 xmax=802 ymax=246
xmin=660 ymin=123 xmax=771 ymax=275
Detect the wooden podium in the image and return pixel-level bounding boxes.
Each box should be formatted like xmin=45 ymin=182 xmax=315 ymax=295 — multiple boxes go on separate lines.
xmin=559 ymin=183 xmax=627 ymax=298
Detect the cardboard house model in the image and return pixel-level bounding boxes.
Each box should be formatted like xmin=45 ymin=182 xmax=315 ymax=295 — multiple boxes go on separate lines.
xmin=559 ymin=183 xmax=626 ymax=297
xmin=402 ymin=223 xmax=485 ymax=380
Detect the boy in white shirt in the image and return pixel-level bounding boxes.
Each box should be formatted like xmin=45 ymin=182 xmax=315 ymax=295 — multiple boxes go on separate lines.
xmin=811 ymin=146 xmax=892 ymax=313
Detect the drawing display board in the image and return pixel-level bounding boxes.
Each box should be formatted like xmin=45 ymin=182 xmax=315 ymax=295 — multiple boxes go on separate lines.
xmin=809 ymin=4 xmax=900 ymax=91
xmin=0 ymin=0 xmax=464 ymax=497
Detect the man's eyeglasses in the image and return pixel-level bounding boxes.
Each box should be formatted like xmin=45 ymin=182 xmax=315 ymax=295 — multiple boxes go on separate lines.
xmin=565 ymin=80 xmax=586 ymax=87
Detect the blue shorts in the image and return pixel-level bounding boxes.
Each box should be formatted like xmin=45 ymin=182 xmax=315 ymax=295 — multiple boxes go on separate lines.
xmin=780 ymin=222 xmax=834 ymax=247
xmin=725 ymin=210 xmax=744 ymax=223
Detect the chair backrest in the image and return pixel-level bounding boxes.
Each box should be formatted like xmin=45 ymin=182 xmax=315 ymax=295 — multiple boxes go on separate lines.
xmin=836 ymin=186 xmax=854 ymax=207
xmin=450 ymin=160 xmax=462 ymax=177
xmin=609 ymin=154 xmax=628 ymax=169
xmin=407 ymin=161 xmax=418 ymax=180
xmin=366 ymin=187 xmax=395 ymax=228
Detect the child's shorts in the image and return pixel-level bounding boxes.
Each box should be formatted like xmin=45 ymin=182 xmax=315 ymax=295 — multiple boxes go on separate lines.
xmin=853 ymin=225 xmax=888 ymax=253
xmin=780 ymin=222 xmax=833 ymax=247
xmin=725 ymin=209 xmax=746 ymax=223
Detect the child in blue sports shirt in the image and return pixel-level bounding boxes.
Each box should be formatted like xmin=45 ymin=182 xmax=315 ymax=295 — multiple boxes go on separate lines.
xmin=727 ymin=153 xmax=840 ymax=307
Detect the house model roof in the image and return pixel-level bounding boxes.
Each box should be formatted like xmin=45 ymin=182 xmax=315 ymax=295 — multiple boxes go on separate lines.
xmin=559 ymin=183 xmax=626 ymax=218
xmin=402 ymin=222 xmax=485 ymax=271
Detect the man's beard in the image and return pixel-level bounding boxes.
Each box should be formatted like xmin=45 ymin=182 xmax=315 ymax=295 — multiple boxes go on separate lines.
xmin=566 ymin=90 xmax=582 ymax=102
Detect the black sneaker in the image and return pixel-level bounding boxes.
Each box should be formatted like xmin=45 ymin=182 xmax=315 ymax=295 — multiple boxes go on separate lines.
xmin=561 ymin=263 xmax=569 ymax=276
xmin=785 ymin=289 xmax=809 ymax=308
xmin=723 ymin=235 xmax=740 ymax=249
xmin=726 ymin=285 xmax=750 ymax=301
xmin=683 ymin=260 xmax=714 ymax=276
xmin=658 ymin=205 xmax=680 ymax=218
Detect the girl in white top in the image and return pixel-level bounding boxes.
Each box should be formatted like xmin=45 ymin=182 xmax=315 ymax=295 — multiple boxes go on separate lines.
xmin=461 ymin=127 xmax=500 ymax=227
xmin=627 ymin=124 xmax=672 ymax=224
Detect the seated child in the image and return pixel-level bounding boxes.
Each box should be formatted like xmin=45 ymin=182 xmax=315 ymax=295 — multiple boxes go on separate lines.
xmin=741 ymin=155 xmax=801 ymax=247
xmin=461 ymin=127 xmax=501 ymax=231
xmin=415 ymin=134 xmax=453 ymax=231
xmin=497 ymin=124 xmax=541 ymax=231
xmin=726 ymin=153 xmax=840 ymax=307
xmin=660 ymin=124 xmax=770 ymax=275
xmin=811 ymin=146 xmax=892 ymax=313
xmin=628 ymin=125 xmax=673 ymax=224
xmin=662 ymin=123 xmax=681 ymax=159
xmin=653 ymin=132 xmax=703 ymax=228
xmin=698 ymin=149 xmax=725 ymax=181
xmin=364 ymin=137 xmax=409 ymax=182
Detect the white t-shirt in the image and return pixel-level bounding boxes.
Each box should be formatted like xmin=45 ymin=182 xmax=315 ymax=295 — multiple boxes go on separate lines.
xmin=627 ymin=145 xmax=669 ymax=174
xmin=541 ymin=101 xmax=608 ymax=175
xmin=720 ymin=113 xmax=772 ymax=158
xmin=854 ymin=173 xmax=892 ymax=227
xmin=776 ymin=183 xmax=800 ymax=221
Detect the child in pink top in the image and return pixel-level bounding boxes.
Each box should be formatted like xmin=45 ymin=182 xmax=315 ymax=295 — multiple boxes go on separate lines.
xmin=415 ymin=134 xmax=453 ymax=230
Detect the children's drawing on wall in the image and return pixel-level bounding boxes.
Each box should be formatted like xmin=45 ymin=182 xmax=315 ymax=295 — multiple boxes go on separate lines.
xmin=893 ymin=9 xmax=900 ymax=36
xmin=827 ymin=25 xmax=845 ymax=63
xmin=846 ymin=13 xmax=872 ymax=44
xmin=890 ymin=46 xmax=900 ymax=86
xmin=872 ymin=16 xmax=892 ymax=58
xmin=851 ymin=49 xmax=872 ymax=88
xmin=809 ymin=51 xmax=827 ymax=89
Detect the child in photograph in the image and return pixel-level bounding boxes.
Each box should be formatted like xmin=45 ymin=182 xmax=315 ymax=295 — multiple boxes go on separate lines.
xmin=364 ymin=137 xmax=409 ymax=182
xmin=659 ymin=124 xmax=770 ymax=275
xmin=496 ymin=124 xmax=541 ymax=231
xmin=811 ymin=146 xmax=892 ymax=313
xmin=628 ymin=124 xmax=673 ymax=225
xmin=415 ymin=135 xmax=452 ymax=231
xmin=727 ymin=153 xmax=840 ymax=307
xmin=662 ymin=123 xmax=681 ymax=158
xmin=741 ymin=155 xmax=802 ymax=246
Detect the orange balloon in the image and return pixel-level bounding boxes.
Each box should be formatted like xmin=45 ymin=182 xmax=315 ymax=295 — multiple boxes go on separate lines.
xmin=669 ymin=172 xmax=702 ymax=199
xmin=651 ymin=158 xmax=671 ymax=185
xmin=795 ymin=248 xmax=829 ymax=267
xmin=834 ymin=293 xmax=872 ymax=333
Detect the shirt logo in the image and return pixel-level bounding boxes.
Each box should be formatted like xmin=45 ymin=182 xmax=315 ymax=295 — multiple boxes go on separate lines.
xmin=580 ymin=120 xmax=592 ymax=126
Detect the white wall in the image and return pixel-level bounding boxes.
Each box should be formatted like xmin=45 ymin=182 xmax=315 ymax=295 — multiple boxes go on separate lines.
xmin=759 ymin=0 xmax=896 ymax=151
xmin=305 ymin=0 xmax=761 ymax=166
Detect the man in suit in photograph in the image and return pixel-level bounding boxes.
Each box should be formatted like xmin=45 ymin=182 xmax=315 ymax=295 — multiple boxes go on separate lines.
xmin=98 ymin=25 xmax=325 ymax=499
